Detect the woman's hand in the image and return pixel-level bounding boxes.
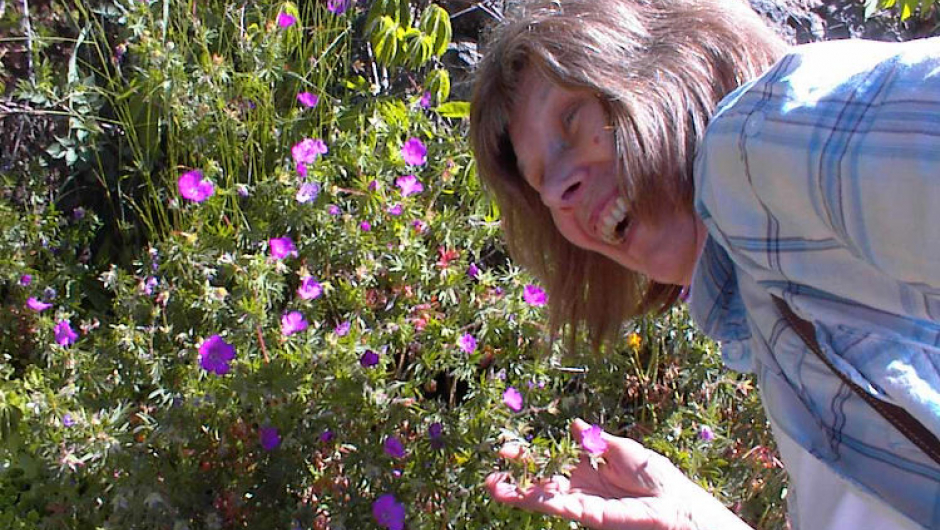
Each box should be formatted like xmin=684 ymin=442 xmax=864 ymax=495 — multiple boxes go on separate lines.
xmin=485 ymin=419 xmax=753 ymax=530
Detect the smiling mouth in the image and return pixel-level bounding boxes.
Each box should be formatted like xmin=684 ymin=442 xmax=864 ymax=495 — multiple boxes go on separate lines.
xmin=598 ymin=196 xmax=631 ymax=245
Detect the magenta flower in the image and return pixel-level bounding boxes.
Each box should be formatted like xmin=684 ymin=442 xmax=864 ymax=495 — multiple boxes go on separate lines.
xmin=396 ymin=175 xmax=424 ymax=197
xmin=503 ymin=387 xmax=523 ymax=412
xmin=319 ymin=429 xmax=334 ymax=443
xmin=523 ymin=284 xmax=547 ymax=306
xmin=27 ymin=297 xmax=52 ymax=312
xmin=419 ymin=91 xmax=431 ymax=109
xmin=296 ymin=91 xmax=318 ymax=108
xmin=291 ymin=138 xmax=328 ymax=164
xmin=296 ymin=182 xmax=320 ymax=203
xmin=19 ymin=274 xmax=32 ymax=286
xmin=581 ymin=424 xmax=608 ymax=455
xmin=383 ymin=436 xmax=405 ymax=459
xmin=467 ymin=263 xmax=480 ymax=279
xmin=260 ymin=426 xmax=281 ymax=451
xmin=297 ymin=276 xmax=323 ymax=300
xmin=698 ymin=425 xmax=715 ymax=442
xmin=387 ymin=203 xmax=403 ymax=216
xmin=412 ymin=219 xmax=426 ymax=232
xmin=54 ymin=320 xmax=78 ymax=346
xmin=400 ymin=137 xmax=427 ymax=166
xmin=368 ymin=180 xmax=379 ymax=192
xmin=360 ymin=221 xmax=371 ymax=232
xmin=199 ymin=335 xmax=236 ymax=375
xmin=373 ymin=494 xmax=405 ymax=530
xmin=328 ymin=204 xmax=342 ymax=216
xmin=327 ymin=0 xmax=350 ymax=15
xmin=269 ymin=236 xmax=298 ymax=260
xmin=177 ymin=170 xmax=214 ymax=202
xmin=281 ymin=311 xmax=308 ymax=336
xmin=457 ymin=333 xmax=476 ymax=354
xmin=334 ymin=320 xmax=350 ymax=336
xmin=360 ymin=349 xmax=379 ymax=367
xmin=277 ymin=12 xmax=296 ymax=27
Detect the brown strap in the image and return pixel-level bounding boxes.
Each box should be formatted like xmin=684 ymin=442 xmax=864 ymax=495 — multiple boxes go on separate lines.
xmin=771 ymin=295 xmax=940 ymax=467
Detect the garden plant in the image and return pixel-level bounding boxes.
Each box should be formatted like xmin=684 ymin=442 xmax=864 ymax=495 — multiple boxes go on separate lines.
xmin=0 ymin=0 xmax=790 ymax=528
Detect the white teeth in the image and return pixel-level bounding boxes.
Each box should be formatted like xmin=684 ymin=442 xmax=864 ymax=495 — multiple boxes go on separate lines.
xmin=598 ymin=197 xmax=629 ymax=244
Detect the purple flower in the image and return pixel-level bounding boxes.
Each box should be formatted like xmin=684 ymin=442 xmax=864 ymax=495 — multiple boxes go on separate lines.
xmin=297 ymin=91 xmax=319 ymax=108
xmin=237 ymin=184 xmax=250 ymax=197
xmin=62 ymin=414 xmax=76 ymax=427
xmin=457 ymin=333 xmax=476 ymax=354
xmin=260 ymin=426 xmax=281 ymax=451
xmin=177 ymin=170 xmax=215 ymax=202
xmin=27 ymin=297 xmax=52 ymax=312
xmin=269 ymin=236 xmax=298 ymax=260
xmin=328 ymin=204 xmax=342 ymax=216
xmin=400 ymin=137 xmax=427 ymax=166
xmin=698 ymin=425 xmax=715 ymax=442
xmin=72 ymin=207 xmax=85 ymax=221
xmin=142 ymin=276 xmax=158 ymax=295
xmin=297 ymin=276 xmax=323 ymax=300
xmin=412 ymin=219 xmax=426 ymax=232
xmin=467 ymin=263 xmax=480 ymax=279
xmin=199 ymin=335 xmax=236 ymax=375
xmin=360 ymin=349 xmax=379 ymax=367
xmin=429 ymin=422 xmax=444 ymax=449
xmin=396 ymin=175 xmax=424 ymax=197
xmin=368 ymin=180 xmax=379 ymax=192
xmin=281 ymin=311 xmax=308 ymax=336
xmin=373 ymin=494 xmax=405 ymax=530
xmin=581 ymin=424 xmax=608 ymax=455
xmin=19 ymin=274 xmax=32 ymax=286
xmin=319 ymin=429 xmax=334 ymax=443
xmin=54 ymin=320 xmax=78 ymax=346
xmin=383 ymin=436 xmax=405 ymax=459
xmin=334 ymin=320 xmax=351 ymax=336
xmin=523 ymin=284 xmax=547 ymax=306
xmin=503 ymin=387 xmax=523 ymax=412
xmin=277 ymin=12 xmax=296 ymax=28
xmin=327 ymin=0 xmax=350 ymax=15
xmin=360 ymin=221 xmax=371 ymax=232
xmin=387 ymin=203 xmax=403 ymax=216
xmin=419 ymin=91 xmax=431 ymax=109
xmin=291 ymin=138 xmax=328 ymax=177
xmin=296 ymin=182 xmax=321 ymax=204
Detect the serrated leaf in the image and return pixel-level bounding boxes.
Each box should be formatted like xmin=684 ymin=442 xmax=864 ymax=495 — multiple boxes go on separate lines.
xmin=434 ymin=101 xmax=469 ymax=119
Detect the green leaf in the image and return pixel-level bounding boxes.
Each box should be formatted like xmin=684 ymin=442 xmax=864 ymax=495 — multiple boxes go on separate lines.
xmin=434 ymin=101 xmax=470 ymax=119
xmin=427 ymin=68 xmax=451 ymax=104
xmin=419 ymin=4 xmax=452 ymax=58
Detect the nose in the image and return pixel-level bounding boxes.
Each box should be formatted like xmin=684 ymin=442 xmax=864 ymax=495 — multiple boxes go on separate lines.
xmin=540 ymin=165 xmax=585 ymax=210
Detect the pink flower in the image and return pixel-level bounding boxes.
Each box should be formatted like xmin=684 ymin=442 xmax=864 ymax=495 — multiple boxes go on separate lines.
xmin=383 ymin=436 xmax=405 ymax=459
xmin=328 ymin=204 xmax=342 ymax=216
xmin=396 ymin=175 xmax=424 ymax=197
xmin=199 ymin=335 xmax=235 ymax=375
xmin=291 ymin=139 xmax=328 ymax=175
xmin=457 ymin=333 xmax=476 ymax=354
xmin=373 ymin=494 xmax=405 ymax=530
xmin=260 ymin=426 xmax=281 ymax=450
xmin=581 ymin=424 xmax=608 ymax=455
xmin=523 ymin=284 xmax=547 ymax=306
xmin=334 ymin=320 xmax=350 ymax=336
xmin=27 ymin=297 xmax=52 ymax=312
xmin=297 ymin=91 xmax=318 ymax=108
xmin=502 ymin=387 xmax=523 ymax=412
xmin=297 ymin=276 xmax=323 ymax=300
xmin=54 ymin=320 xmax=78 ymax=346
xmin=327 ymin=0 xmax=350 ymax=15
xmin=360 ymin=221 xmax=371 ymax=231
xmin=281 ymin=311 xmax=308 ymax=336
xmin=387 ymin=203 xmax=403 ymax=216
xmin=19 ymin=274 xmax=32 ymax=286
xmin=418 ymin=91 xmax=432 ymax=109
xmin=277 ymin=12 xmax=296 ymax=27
xmin=296 ymin=182 xmax=320 ymax=203
xmin=400 ymin=137 xmax=427 ymax=166
xmin=269 ymin=236 xmax=298 ymax=259
xmin=177 ymin=170 xmax=214 ymax=202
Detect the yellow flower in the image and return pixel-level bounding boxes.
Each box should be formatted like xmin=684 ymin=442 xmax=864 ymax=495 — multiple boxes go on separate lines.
xmin=626 ymin=332 xmax=642 ymax=350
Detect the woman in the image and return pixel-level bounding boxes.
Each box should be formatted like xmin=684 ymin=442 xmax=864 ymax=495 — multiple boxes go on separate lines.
xmin=470 ymin=0 xmax=940 ymax=528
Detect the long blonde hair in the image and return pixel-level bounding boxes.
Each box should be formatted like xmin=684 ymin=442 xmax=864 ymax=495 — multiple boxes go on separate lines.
xmin=470 ymin=0 xmax=786 ymax=350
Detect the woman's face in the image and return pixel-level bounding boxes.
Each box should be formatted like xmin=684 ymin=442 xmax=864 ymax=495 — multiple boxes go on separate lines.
xmin=508 ymin=67 xmax=706 ymax=286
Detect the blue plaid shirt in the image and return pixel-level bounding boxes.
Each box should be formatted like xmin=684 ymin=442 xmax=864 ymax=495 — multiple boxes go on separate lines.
xmin=689 ymin=38 xmax=940 ymax=528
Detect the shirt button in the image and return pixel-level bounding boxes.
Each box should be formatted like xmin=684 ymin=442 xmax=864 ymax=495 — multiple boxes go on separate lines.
xmin=744 ymin=111 xmax=765 ymax=137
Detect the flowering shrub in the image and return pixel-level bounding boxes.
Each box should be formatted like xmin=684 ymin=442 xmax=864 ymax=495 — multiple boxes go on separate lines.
xmin=0 ymin=0 xmax=786 ymax=529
